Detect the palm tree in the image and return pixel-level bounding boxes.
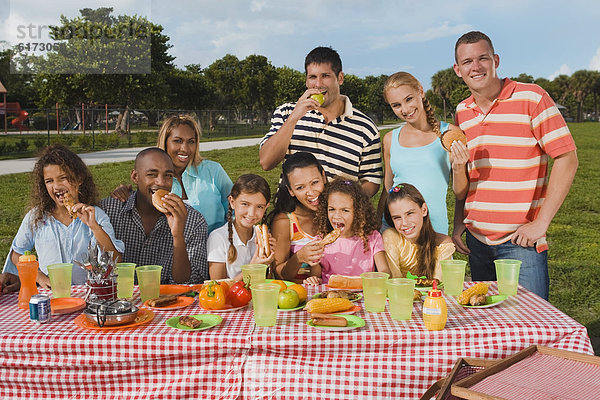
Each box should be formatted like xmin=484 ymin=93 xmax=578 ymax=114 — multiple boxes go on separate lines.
xmin=431 ymin=68 xmax=465 ymax=120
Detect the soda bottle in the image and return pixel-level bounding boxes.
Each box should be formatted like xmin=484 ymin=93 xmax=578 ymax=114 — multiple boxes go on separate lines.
xmin=16 ymin=251 xmax=39 ymax=309
xmin=422 ymin=280 xmax=447 ymax=331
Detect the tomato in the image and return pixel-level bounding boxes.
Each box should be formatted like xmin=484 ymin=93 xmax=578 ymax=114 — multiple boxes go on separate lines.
xmin=278 ymin=289 xmax=300 ymax=309
xmin=270 ymin=280 xmax=288 ymax=292
xmin=227 ymin=281 xmax=252 ymax=308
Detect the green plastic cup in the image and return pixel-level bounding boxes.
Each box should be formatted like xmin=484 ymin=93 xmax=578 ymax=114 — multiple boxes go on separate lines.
xmin=241 ymin=264 xmax=268 ymax=287
xmin=386 ymin=278 xmax=415 ymax=320
xmin=250 ymin=283 xmax=280 ymax=327
xmin=495 ymin=259 xmax=521 ymax=296
xmin=136 ymin=265 xmax=162 ymax=303
xmin=361 ymin=271 xmax=390 ymax=312
xmin=441 ymin=259 xmax=467 ymax=296
xmin=47 ymin=263 xmax=73 ymax=298
xmin=116 ymin=263 xmax=137 ymax=299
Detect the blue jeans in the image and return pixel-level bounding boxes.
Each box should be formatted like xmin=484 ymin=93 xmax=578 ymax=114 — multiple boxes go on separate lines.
xmin=466 ymin=230 xmax=549 ymax=300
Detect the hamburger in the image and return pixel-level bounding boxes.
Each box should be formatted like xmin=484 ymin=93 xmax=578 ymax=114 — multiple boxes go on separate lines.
xmin=152 ymin=189 xmax=170 ymax=213
xmin=440 ymin=129 xmax=467 ymax=152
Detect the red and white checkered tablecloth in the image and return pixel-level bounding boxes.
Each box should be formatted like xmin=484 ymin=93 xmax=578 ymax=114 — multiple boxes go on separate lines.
xmin=0 ymin=283 xmax=593 ymax=399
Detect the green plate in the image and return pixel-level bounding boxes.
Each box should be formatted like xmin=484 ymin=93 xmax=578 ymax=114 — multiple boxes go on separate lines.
xmin=165 ymin=314 xmax=222 ymax=331
xmin=265 ymin=279 xmax=295 ymax=286
xmin=277 ymin=301 xmax=306 ymax=312
xmin=311 ymin=292 xmax=363 ymax=302
xmin=306 ymin=314 xmax=366 ymax=331
xmin=462 ymin=295 xmax=508 ymax=308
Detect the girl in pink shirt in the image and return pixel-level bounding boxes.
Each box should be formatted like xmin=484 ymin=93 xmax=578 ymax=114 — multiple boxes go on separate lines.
xmin=305 ymin=178 xmax=390 ymax=285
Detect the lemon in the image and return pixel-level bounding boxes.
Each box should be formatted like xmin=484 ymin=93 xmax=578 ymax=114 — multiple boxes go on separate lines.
xmin=310 ymin=93 xmax=324 ymax=105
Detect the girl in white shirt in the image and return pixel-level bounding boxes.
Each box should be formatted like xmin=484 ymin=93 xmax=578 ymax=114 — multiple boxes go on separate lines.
xmin=207 ymin=174 xmax=274 ymax=280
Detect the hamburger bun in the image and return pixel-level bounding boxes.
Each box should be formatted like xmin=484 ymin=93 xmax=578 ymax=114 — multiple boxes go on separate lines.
xmin=440 ymin=129 xmax=467 ymax=152
xmin=152 ymin=189 xmax=170 ymax=213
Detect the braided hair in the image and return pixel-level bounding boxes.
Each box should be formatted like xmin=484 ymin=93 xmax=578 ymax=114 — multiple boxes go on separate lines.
xmin=226 ymin=174 xmax=271 ymax=264
xmin=383 ymin=71 xmax=441 ymax=137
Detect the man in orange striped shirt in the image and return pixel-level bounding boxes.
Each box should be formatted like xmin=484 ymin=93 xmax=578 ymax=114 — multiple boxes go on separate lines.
xmin=451 ymin=31 xmax=578 ymax=299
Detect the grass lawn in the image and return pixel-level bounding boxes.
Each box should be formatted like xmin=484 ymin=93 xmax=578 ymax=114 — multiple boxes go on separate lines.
xmin=1 ymin=122 xmax=599 ymax=352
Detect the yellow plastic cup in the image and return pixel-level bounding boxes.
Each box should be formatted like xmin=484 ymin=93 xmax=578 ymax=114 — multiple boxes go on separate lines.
xmin=116 ymin=263 xmax=137 ymax=299
xmin=241 ymin=264 xmax=267 ymax=287
xmin=441 ymin=259 xmax=467 ymax=296
xmin=250 ymin=283 xmax=280 ymax=327
xmin=386 ymin=278 xmax=415 ymax=320
xmin=47 ymin=263 xmax=73 ymax=298
xmin=495 ymin=259 xmax=521 ymax=296
xmin=136 ymin=265 xmax=162 ymax=303
xmin=361 ymin=271 xmax=390 ymax=312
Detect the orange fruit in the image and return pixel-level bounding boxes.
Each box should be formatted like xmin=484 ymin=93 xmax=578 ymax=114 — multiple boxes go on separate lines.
xmin=270 ymin=280 xmax=288 ymax=292
xmin=288 ymin=283 xmax=307 ymax=302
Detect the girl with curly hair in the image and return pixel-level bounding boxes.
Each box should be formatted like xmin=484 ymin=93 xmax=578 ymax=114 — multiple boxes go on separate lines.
xmin=2 ymin=145 xmax=124 ymax=287
xmin=207 ymin=174 xmax=275 ymax=280
xmin=382 ymin=183 xmax=455 ymax=280
xmin=305 ymin=177 xmax=390 ymax=286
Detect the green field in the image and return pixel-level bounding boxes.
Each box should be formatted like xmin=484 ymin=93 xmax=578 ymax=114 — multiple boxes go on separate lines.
xmin=1 ymin=122 xmax=598 ymax=352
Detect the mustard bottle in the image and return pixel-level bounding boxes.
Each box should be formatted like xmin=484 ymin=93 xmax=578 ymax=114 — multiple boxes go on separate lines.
xmin=422 ymin=280 xmax=447 ymax=331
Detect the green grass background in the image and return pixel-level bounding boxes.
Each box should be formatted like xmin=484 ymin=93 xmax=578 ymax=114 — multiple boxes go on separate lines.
xmin=1 ymin=122 xmax=598 ymax=351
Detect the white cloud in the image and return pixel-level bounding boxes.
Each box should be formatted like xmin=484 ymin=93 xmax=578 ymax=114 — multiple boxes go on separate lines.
xmin=589 ymin=47 xmax=600 ymax=71
xmin=548 ymin=64 xmax=572 ymax=80
xmin=368 ymin=22 xmax=472 ymax=50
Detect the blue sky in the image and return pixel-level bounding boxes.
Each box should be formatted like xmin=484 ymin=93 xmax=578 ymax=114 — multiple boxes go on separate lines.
xmin=2 ymin=0 xmax=600 ymax=90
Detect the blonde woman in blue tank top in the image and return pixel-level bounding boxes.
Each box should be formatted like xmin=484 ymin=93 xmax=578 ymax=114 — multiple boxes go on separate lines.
xmin=381 ymin=72 xmax=469 ymax=234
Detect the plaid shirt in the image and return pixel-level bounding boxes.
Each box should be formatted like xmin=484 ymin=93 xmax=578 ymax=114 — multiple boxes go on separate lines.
xmin=99 ymin=192 xmax=208 ymax=284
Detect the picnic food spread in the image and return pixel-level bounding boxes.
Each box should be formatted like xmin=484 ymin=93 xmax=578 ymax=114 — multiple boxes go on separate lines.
xmin=151 ymin=189 xmax=170 ymax=213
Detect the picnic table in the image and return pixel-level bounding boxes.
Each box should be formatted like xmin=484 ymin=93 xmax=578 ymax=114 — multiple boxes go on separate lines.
xmin=0 ymin=282 xmax=593 ymax=399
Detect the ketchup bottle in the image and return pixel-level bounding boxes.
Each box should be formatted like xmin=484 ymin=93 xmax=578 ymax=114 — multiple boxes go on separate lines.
xmin=16 ymin=251 xmax=39 ymax=310
xmin=422 ymin=280 xmax=447 ymax=331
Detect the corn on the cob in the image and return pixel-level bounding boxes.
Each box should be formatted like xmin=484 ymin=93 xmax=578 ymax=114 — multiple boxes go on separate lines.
xmin=457 ymin=283 xmax=489 ymax=305
xmin=304 ymin=298 xmax=353 ymax=313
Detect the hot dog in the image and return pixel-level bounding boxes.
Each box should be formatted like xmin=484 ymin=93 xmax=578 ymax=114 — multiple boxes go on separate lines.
xmin=148 ymin=294 xmax=179 ymax=307
xmin=310 ymin=313 xmax=348 ymax=327
xmin=255 ymin=224 xmax=271 ymax=258
xmin=327 ymin=274 xmax=362 ymax=290
xmin=179 ymin=316 xmax=202 ymax=329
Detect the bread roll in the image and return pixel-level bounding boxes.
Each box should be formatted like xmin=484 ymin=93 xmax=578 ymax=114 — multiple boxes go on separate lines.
xmin=310 ymin=313 xmax=348 ymax=327
xmin=440 ymin=129 xmax=467 ymax=151
xmin=327 ymin=275 xmax=362 ymax=290
xmin=152 ymin=189 xmax=170 ymax=213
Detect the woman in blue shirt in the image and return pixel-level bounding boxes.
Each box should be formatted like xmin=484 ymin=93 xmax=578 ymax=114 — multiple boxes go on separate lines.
xmin=2 ymin=145 xmax=124 ymax=287
xmin=112 ymin=115 xmax=232 ymax=233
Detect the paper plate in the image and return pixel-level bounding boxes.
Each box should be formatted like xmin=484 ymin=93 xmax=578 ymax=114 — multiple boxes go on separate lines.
xmin=277 ymin=301 xmax=306 ymax=312
xmin=144 ymin=296 xmax=195 ymax=310
xmin=462 ymin=295 xmax=508 ymax=309
xmin=165 ymin=314 xmax=222 ymax=331
xmin=306 ymin=314 xmax=366 ymax=331
xmin=312 ymin=292 xmax=363 ymax=302
xmin=160 ymin=285 xmax=192 ymax=296
xmin=74 ymin=309 xmax=155 ymax=331
xmin=51 ymin=297 xmax=86 ymax=315
xmin=325 ymin=285 xmax=362 ymax=292
xmin=199 ymin=303 xmax=248 ymax=312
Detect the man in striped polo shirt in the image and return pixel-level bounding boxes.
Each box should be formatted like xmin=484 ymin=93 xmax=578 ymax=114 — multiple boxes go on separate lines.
xmin=451 ymin=31 xmax=578 ymax=300
xmin=259 ymin=46 xmax=382 ymax=197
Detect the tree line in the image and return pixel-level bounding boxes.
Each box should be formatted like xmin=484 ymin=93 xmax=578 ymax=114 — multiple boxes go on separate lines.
xmin=1 ymin=7 xmax=599 ymax=131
